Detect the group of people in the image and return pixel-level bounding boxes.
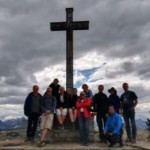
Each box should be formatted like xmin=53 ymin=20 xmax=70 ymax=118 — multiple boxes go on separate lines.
xmin=24 ymin=79 xmax=138 ymax=147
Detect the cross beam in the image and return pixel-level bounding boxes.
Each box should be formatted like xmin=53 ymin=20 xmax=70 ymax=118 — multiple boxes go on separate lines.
xmin=50 ymin=8 xmax=89 ymax=93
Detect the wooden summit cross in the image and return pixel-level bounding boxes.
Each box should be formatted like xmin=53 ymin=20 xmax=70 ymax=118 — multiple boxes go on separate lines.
xmin=50 ymin=8 xmax=89 ymax=93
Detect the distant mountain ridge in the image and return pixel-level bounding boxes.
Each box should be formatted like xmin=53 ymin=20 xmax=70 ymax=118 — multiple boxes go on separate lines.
xmin=136 ymin=118 xmax=147 ymax=129
xmin=0 ymin=117 xmax=27 ymax=130
xmin=0 ymin=117 xmax=148 ymax=130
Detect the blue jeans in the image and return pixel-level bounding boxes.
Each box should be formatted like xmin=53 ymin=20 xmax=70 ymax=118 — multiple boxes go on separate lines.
xmin=123 ymin=109 xmax=137 ymax=140
xmin=78 ymin=112 xmax=89 ymax=144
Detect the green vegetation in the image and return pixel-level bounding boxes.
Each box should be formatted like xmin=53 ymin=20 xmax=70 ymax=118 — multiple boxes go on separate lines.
xmin=146 ymin=118 xmax=150 ymax=140
xmin=146 ymin=118 xmax=150 ymax=131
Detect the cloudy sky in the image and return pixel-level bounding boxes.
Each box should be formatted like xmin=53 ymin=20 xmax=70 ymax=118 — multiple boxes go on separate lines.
xmin=0 ymin=0 xmax=150 ymax=121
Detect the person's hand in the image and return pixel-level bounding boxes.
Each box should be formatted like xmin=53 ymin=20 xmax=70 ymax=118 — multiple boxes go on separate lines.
xmin=60 ymin=107 xmax=63 ymax=111
xmin=106 ymin=113 xmax=109 ymax=117
xmin=92 ymin=112 xmax=97 ymax=115
xmin=119 ymin=109 xmax=123 ymax=114
xmin=119 ymin=112 xmax=123 ymax=116
xmin=129 ymin=106 xmax=134 ymax=110
xmin=108 ymin=132 xmax=112 ymax=136
xmin=46 ymin=110 xmax=51 ymax=114
xmin=43 ymin=113 xmax=47 ymax=116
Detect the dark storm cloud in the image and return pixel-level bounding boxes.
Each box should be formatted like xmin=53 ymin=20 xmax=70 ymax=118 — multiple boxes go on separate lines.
xmin=0 ymin=0 xmax=150 ymax=110
xmin=74 ymin=0 xmax=150 ymax=57
xmin=0 ymin=96 xmax=25 ymax=105
xmin=0 ymin=0 xmax=67 ymax=91
xmin=120 ymin=55 xmax=150 ymax=80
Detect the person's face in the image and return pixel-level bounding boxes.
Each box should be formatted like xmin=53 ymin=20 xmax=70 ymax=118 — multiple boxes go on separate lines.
xmin=108 ymin=106 xmax=115 ymax=114
xmin=72 ymin=88 xmax=77 ymax=95
xmin=123 ymin=83 xmax=128 ymax=91
xmin=110 ymin=90 xmax=115 ymax=94
xmin=98 ymin=85 xmax=104 ymax=92
xmin=46 ymin=89 xmax=52 ymax=96
xmin=82 ymin=85 xmax=88 ymax=92
xmin=33 ymin=86 xmax=39 ymax=93
xmin=54 ymin=80 xmax=58 ymax=85
xmin=80 ymin=92 xmax=85 ymax=98
xmin=60 ymin=87 xmax=65 ymax=94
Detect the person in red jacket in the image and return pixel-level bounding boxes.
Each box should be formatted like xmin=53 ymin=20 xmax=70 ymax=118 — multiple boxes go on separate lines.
xmin=76 ymin=91 xmax=91 ymax=146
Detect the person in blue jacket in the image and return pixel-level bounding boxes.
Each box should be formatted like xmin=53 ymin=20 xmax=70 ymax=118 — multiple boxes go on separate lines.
xmin=103 ymin=105 xmax=123 ymax=147
xmin=38 ymin=87 xmax=57 ymax=147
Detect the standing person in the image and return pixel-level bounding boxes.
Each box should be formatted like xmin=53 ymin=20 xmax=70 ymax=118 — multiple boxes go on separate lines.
xmin=103 ymin=105 xmax=123 ymax=147
xmin=24 ymin=85 xmax=42 ymax=142
xmin=76 ymin=92 xmax=91 ymax=146
xmin=108 ymin=87 xmax=120 ymax=114
xmin=56 ymin=86 xmax=69 ymax=129
xmin=120 ymin=83 xmax=138 ymax=143
xmin=38 ymin=87 xmax=57 ymax=147
xmin=68 ymin=88 xmax=78 ymax=129
xmin=93 ymin=84 xmax=109 ymax=142
xmin=49 ymin=78 xmax=61 ymax=97
xmin=82 ymin=84 xmax=93 ymax=101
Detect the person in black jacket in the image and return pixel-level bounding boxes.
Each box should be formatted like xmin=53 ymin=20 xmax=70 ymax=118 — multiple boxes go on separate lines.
xmin=56 ymin=86 xmax=69 ymax=129
xmin=93 ymin=84 xmax=109 ymax=142
xmin=68 ymin=88 xmax=78 ymax=129
xmin=108 ymin=87 xmax=124 ymax=147
xmin=108 ymin=87 xmax=120 ymax=114
xmin=49 ymin=78 xmax=61 ymax=97
xmin=24 ymin=85 xmax=42 ymax=142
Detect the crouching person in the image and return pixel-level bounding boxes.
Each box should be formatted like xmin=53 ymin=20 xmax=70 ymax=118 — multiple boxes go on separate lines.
xmin=38 ymin=87 xmax=56 ymax=147
xmin=103 ymin=105 xmax=123 ymax=147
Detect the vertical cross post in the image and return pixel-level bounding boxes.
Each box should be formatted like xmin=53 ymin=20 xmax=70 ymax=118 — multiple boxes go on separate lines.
xmin=66 ymin=8 xmax=73 ymax=94
xmin=50 ymin=8 xmax=89 ymax=93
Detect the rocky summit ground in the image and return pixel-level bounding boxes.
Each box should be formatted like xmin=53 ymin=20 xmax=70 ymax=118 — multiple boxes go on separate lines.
xmin=0 ymin=129 xmax=149 ymax=150
xmin=0 ymin=141 xmax=143 ymax=150
xmin=0 ymin=138 xmax=149 ymax=150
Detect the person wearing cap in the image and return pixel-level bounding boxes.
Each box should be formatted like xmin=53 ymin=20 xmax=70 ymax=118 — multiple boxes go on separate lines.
xmin=120 ymin=83 xmax=138 ymax=143
xmin=49 ymin=78 xmax=61 ymax=98
xmin=76 ymin=91 xmax=91 ymax=146
xmin=93 ymin=84 xmax=109 ymax=143
xmin=108 ymin=87 xmax=120 ymax=114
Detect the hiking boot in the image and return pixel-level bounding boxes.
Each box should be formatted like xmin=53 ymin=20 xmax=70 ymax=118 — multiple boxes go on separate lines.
xmin=24 ymin=137 xmax=30 ymax=142
xmin=72 ymin=123 xmax=75 ymax=130
xmin=80 ymin=142 xmax=84 ymax=146
xmin=108 ymin=143 xmax=115 ymax=147
xmin=58 ymin=124 xmax=64 ymax=130
xmin=84 ymin=143 xmax=89 ymax=146
xmin=60 ymin=124 xmax=64 ymax=130
xmin=125 ymin=138 xmax=131 ymax=142
xmin=30 ymin=138 xmax=34 ymax=143
xmin=131 ymin=139 xmax=136 ymax=143
xmin=38 ymin=141 xmax=46 ymax=147
xmin=119 ymin=143 xmax=124 ymax=147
